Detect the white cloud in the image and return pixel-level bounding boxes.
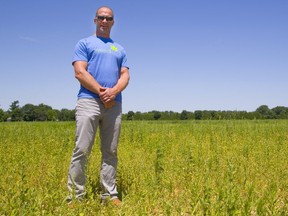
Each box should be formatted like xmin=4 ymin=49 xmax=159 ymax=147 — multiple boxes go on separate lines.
xmin=19 ymin=36 xmax=39 ymax=43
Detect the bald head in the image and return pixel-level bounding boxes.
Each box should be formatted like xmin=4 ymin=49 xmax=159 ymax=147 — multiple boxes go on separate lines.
xmin=96 ymin=6 xmax=114 ymax=18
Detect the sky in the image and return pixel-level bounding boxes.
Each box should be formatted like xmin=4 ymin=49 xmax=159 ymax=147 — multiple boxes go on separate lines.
xmin=0 ymin=0 xmax=287 ymax=113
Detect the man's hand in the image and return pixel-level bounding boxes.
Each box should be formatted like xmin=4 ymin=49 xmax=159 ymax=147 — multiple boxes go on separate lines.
xmin=99 ymin=87 xmax=116 ymax=108
xmin=103 ymin=100 xmax=116 ymax=109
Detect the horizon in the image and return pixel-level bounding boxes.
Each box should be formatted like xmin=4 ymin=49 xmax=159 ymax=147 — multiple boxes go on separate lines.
xmin=1 ymin=100 xmax=285 ymax=114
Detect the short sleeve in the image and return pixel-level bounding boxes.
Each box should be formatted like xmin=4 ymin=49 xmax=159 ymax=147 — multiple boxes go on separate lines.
xmin=121 ymin=50 xmax=129 ymax=69
xmin=72 ymin=39 xmax=88 ymax=65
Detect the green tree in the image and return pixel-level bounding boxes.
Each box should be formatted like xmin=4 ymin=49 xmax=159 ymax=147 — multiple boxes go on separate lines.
xmin=126 ymin=111 xmax=134 ymax=120
xmin=0 ymin=108 xmax=5 ymax=122
xmin=47 ymin=110 xmax=58 ymax=121
xmin=256 ymin=105 xmax=274 ymax=119
xmin=34 ymin=103 xmax=53 ymax=121
xmin=180 ymin=110 xmax=188 ymax=120
xmin=10 ymin=100 xmax=20 ymax=111
xmin=22 ymin=104 xmax=36 ymax=121
xmin=133 ymin=111 xmax=143 ymax=120
xmin=153 ymin=111 xmax=161 ymax=120
xmin=58 ymin=108 xmax=75 ymax=121
xmin=194 ymin=110 xmax=203 ymax=120
xmin=9 ymin=100 xmax=23 ymax=121
xmin=272 ymin=106 xmax=288 ymax=119
xmin=161 ymin=111 xmax=180 ymax=120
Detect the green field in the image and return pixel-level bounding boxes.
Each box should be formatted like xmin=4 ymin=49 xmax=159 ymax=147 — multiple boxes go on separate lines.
xmin=0 ymin=120 xmax=287 ymax=215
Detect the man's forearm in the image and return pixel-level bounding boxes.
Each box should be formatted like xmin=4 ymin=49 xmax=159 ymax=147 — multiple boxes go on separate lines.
xmin=75 ymin=68 xmax=101 ymax=95
xmin=112 ymin=68 xmax=130 ymax=95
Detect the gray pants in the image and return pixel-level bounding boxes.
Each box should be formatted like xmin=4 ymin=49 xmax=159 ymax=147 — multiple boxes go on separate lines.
xmin=67 ymin=98 xmax=122 ymax=200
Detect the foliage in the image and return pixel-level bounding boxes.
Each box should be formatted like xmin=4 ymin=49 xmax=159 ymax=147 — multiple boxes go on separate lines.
xmin=123 ymin=105 xmax=288 ymax=121
xmin=1 ymin=101 xmax=75 ymax=122
xmin=57 ymin=109 xmax=75 ymax=121
xmin=22 ymin=104 xmax=37 ymax=121
xmin=272 ymin=106 xmax=288 ymax=119
xmin=180 ymin=110 xmax=188 ymax=120
xmin=126 ymin=111 xmax=134 ymax=120
xmin=9 ymin=100 xmax=22 ymax=121
xmin=256 ymin=105 xmax=274 ymax=119
xmin=153 ymin=110 xmax=161 ymax=120
xmin=0 ymin=108 xmax=7 ymax=122
xmin=0 ymin=120 xmax=287 ymax=215
xmin=1 ymin=101 xmax=288 ymax=122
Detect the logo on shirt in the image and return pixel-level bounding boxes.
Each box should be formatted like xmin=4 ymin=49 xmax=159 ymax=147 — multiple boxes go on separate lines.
xmin=94 ymin=45 xmax=118 ymax=53
xmin=110 ymin=45 xmax=118 ymax=52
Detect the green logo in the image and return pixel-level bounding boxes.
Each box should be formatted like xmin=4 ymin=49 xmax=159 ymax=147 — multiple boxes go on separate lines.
xmin=111 ymin=45 xmax=118 ymax=52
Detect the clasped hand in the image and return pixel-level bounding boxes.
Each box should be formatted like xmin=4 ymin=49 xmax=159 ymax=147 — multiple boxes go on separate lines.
xmin=99 ymin=87 xmax=116 ymax=108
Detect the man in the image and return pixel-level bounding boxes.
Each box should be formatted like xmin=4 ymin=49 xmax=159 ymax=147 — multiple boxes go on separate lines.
xmin=67 ymin=6 xmax=130 ymax=207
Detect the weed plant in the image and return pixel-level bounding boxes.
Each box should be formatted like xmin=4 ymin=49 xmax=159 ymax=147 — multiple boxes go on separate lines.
xmin=0 ymin=120 xmax=287 ymax=215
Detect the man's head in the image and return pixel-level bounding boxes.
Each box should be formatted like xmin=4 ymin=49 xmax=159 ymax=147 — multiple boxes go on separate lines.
xmin=94 ymin=6 xmax=114 ymax=38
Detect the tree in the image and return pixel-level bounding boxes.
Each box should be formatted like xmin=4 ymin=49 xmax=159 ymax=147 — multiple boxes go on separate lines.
xmin=256 ymin=105 xmax=274 ymax=119
xmin=126 ymin=111 xmax=134 ymax=120
xmin=194 ymin=110 xmax=203 ymax=120
xmin=9 ymin=100 xmax=20 ymax=111
xmin=0 ymin=108 xmax=6 ymax=122
xmin=161 ymin=111 xmax=180 ymax=120
xmin=153 ymin=111 xmax=161 ymax=120
xmin=22 ymin=104 xmax=36 ymax=121
xmin=34 ymin=103 xmax=53 ymax=121
xmin=272 ymin=106 xmax=288 ymax=119
xmin=47 ymin=110 xmax=58 ymax=121
xmin=180 ymin=110 xmax=188 ymax=120
xmin=133 ymin=111 xmax=143 ymax=120
xmin=58 ymin=109 xmax=75 ymax=121
xmin=210 ymin=111 xmax=220 ymax=120
xmin=9 ymin=100 xmax=22 ymax=121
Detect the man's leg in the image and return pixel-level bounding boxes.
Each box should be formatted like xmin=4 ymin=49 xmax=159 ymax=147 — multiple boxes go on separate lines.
xmin=99 ymin=102 xmax=122 ymax=200
xmin=67 ymin=99 xmax=100 ymax=199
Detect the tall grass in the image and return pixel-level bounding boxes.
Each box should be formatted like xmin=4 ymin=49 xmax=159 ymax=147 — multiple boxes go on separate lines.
xmin=0 ymin=120 xmax=287 ymax=215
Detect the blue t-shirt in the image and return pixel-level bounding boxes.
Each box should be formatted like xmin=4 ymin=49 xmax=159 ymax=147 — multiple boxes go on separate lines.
xmin=72 ymin=35 xmax=129 ymax=103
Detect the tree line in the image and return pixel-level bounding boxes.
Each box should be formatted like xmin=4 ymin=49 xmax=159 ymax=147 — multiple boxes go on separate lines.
xmin=1 ymin=100 xmax=288 ymax=122
xmin=0 ymin=101 xmax=75 ymax=122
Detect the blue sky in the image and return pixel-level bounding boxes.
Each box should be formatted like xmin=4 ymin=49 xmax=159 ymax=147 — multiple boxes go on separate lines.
xmin=1 ymin=0 xmax=287 ymax=113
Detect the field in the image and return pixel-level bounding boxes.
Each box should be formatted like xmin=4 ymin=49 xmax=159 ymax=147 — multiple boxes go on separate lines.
xmin=0 ymin=120 xmax=287 ymax=215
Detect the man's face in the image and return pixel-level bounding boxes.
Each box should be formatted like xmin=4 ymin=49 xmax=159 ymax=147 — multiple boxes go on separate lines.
xmin=94 ymin=7 xmax=114 ymax=34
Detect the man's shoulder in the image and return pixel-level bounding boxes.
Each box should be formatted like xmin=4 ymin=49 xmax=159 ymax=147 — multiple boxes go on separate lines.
xmin=76 ymin=35 xmax=103 ymax=48
xmin=78 ymin=35 xmax=96 ymax=43
xmin=112 ymin=41 xmax=123 ymax=47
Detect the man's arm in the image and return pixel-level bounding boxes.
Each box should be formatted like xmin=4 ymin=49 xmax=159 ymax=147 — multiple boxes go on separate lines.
xmin=73 ymin=61 xmax=101 ymax=95
xmin=99 ymin=67 xmax=130 ymax=103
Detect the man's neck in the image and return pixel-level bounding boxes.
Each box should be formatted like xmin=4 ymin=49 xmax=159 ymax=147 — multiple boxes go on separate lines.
xmin=96 ymin=30 xmax=110 ymax=38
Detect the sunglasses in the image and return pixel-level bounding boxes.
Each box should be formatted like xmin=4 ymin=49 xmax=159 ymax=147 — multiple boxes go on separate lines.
xmin=97 ymin=16 xmax=114 ymax=22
